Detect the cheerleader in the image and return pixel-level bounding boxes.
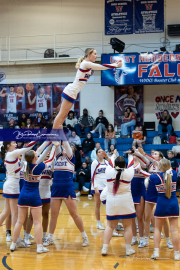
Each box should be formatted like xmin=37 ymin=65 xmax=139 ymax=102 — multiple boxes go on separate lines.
xmin=150 ymin=159 xmax=180 ymax=260
xmin=24 ymin=141 xmax=52 ymax=244
xmin=0 ymin=141 xmax=37 ymax=247
xmin=52 ymin=48 xmax=122 ymax=129
xmin=10 ymin=143 xmax=57 ymax=253
xmin=44 ymin=126 xmax=88 ymax=247
xmin=38 ymin=142 xmax=53 ymax=242
xmin=136 ymin=148 xmax=173 ymax=248
xmin=91 ymin=148 xmax=109 ymax=230
xmin=101 ymin=155 xmax=136 ymax=256
xmin=125 ymin=152 xmax=150 ymax=247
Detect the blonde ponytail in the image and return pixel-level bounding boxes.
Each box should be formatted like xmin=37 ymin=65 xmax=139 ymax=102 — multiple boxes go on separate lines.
xmin=159 ymin=159 xmax=172 ymax=199
xmin=75 ymin=48 xmax=95 ymax=69
xmin=24 ymin=164 xmax=30 ymax=181
xmin=165 ymin=173 xmax=172 ymax=199
xmin=24 ymin=150 xmax=35 ymax=181
xmin=75 ymin=56 xmax=85 ymax=69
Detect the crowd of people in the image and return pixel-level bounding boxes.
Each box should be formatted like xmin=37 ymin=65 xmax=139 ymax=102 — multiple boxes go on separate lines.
xmin=0 ymin=45 xmax=179 ymax=261
xmin=0 ymin=127 xmax=180 ymax=260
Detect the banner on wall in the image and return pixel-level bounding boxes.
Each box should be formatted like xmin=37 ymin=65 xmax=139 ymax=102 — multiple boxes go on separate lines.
xmin=154 ymin=90 xmax=180 ymax=122
xmin=101 ymin=52 xmax=180 ymax=86
xmin=105 ymin=0 xmax=133 ymax=35
xmin=135 ymin=0 xmax=164 ymax=34
xmin=0 ymin=83 xmax=80 ymax=125
xmin=114 ymin=85 xmax=144 ymax=128
xmin=52 ymin=83 xmax=80 ymax=118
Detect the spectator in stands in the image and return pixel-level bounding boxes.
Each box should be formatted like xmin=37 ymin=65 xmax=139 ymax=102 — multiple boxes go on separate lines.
xmin=76 ymin=162 xmax=91 ymax=197
xmin=18 ymin=113 xmax=27 ymax=129
xmin=167 ymin=150 xmax=178 ymax=170
xmin=70 ymin=144 xmax=82 ymax=171
xmin=120 ymin=107 xmax=136 ymax=138
xmin=90 ymin=110 xmax=108 ymax=138
xmin=66 ymin=110 xmax=78 ymax=131
xmin=132 ymin=126 xmax=147 ymax=148
xmin=25 ymin=118 xmax=34 ymax=129
xmin=16 ymin=142 xmax=23 ymax=149
xmin=82 ymin=133 xmax=95 ymax=156
xmin=33 ymin=124 xmax=40 ymax=129
xmin=91 ymin=142 xmax=101 ymax=162
xmin=75 ymin=109 xmax=94 ymax=137
xmin=107 ymin=145 xmax=119 ymax=159
xmin=33 ymin=112 xmax=47 ymax=128
xmin=69 ymin=131 xmax=81 ymax=150
xmin=3 ymin=118 xmax=16 ymax=129
xmin=158 ymin=110 xmax=173 ymax=137
xmin=46 ymin=112 xmax=57 ymax=129
xmin=104 ymin=124 xmax=116 ymax=151
xmin=85 ymin=156 xmax=91 ymax=169
xmin=172 ymin=137 xmax=180 ymax=158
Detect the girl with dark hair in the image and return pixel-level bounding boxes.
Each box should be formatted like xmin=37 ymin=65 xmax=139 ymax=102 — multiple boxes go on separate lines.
xmin=82 ymin=133 xmax=95 ymax=155
xmin=76 ymin=162 xmax=91 ymax=197
xmin=25 ymin=118 xmax=34 ymax=129
xmin=91 ymin=110 xmax=109 ymax=138
xmin=107 ymin=145 xmax=119 ymax=159
xmin=158 ymin=110 xmax=173 ymax=137
xmin=18 ymin=113 xmax=27 ymax=129
xmin=101 ymin=155 xmax=136 ymax=256
xmin=121 ymin=107 xmax=136 ymax=138
xmin=150 ymin=159 xmax=180 ymax=260
xmin=66 ymin=110 xmax=77 ymax=131
xmin=10 ymin=143 xmax=57 ymax=253
xmin=0 ymin=141 xmax=37 ymax=248
xmin=104 ymin=124 xmax=116 ymax=151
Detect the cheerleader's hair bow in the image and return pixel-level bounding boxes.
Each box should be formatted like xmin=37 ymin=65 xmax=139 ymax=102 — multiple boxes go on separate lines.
xmin=21 ymin=161 xmax=27 ymax=172
xmin=164 ymin=168 xmax=172 ymax=181
xmin=115 ymin=166 xmax=125 ymax=171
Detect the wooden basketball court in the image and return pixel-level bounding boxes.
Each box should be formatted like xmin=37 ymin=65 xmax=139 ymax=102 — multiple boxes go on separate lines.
xmin=0 ymin=195 xmax=179 ymax=270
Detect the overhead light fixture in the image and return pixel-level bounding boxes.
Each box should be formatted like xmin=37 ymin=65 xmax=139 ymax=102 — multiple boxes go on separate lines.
xmin=160 ymin=47 xmax=166 ymax=52
xmin=110 ymin=38 xmax=125 ymax=53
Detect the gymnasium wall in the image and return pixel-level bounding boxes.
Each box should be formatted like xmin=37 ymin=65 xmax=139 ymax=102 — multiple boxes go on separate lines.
xmin=1 ymin=0 xmax=180 ymax=130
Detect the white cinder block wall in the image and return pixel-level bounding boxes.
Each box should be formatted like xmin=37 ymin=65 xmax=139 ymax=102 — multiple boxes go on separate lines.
xmin=1 ymin=0 xmax=180 ymax=129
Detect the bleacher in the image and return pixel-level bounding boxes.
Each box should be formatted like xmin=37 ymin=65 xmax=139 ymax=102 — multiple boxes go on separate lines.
xmin=0 ymin=131 xmax=180 ymax=194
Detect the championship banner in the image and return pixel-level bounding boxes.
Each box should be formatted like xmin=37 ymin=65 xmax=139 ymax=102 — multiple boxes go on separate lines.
xmin=101 ymin=52 xmax=180 ymax=86
xmin=105 ymin=0 xmax=133 ymax=35
xmin=135 ymin=0 xmax=164 ymax=34
xmin=155 ymin=90 xmax=180 ymax=122
xmin=114 ymin=85 xmax=144 ymax=128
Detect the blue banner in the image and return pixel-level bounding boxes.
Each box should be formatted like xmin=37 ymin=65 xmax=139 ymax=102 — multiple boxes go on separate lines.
xmin=105 ymin=0 xmax=133 ymax=35
xmin=101 ymin=52 xmax=180 ymax=85
xmin=135 ymin=0 xmax=164 ymax=34
xmin=0 ymin=129 xmax=68 ymax=141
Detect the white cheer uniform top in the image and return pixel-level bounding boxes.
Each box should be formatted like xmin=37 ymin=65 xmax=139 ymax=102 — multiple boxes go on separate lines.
xmin=3 ymin=141 xmax=37 ymax=195
xmin=7 ymin=93 xmax=17 ymax=113
xmin=91 ymin=159 xmax=109 ymax=192
xmin=62 ymin=60 xmax=119 ymax=102
xmin=104 ymin=156 xmax=136 ymax=219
